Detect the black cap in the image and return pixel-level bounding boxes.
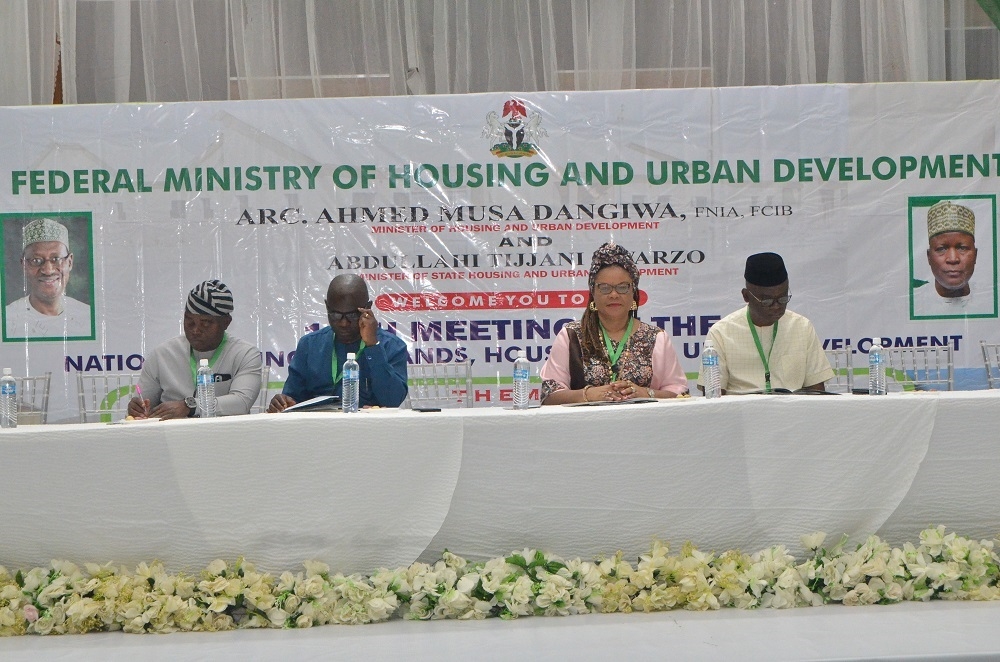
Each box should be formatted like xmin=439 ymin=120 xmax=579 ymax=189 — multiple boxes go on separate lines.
xmin=744 ymin=252 xmax=788 ymax=287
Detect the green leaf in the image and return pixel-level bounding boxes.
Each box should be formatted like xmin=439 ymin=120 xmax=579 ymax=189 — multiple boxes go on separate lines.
xmin=545 ymin=561 xmax=566 ymax=574
xmin=506 ymin=553 xmax=527 ymax=569
xmin=14 ymin=570 xmax=23 ymax=588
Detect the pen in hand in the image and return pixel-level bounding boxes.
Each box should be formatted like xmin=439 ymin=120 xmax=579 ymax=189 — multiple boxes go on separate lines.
xmin=135 ymin=384 xmax=149 ymax=417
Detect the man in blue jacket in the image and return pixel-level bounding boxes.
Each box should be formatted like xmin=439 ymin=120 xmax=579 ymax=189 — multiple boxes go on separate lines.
xmin=268 ymin=274 xmax=408 ymax=410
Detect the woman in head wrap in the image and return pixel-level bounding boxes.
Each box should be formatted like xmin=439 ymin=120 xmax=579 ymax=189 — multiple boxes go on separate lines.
xmin=539 ymin=242 xmax=688 ymax=404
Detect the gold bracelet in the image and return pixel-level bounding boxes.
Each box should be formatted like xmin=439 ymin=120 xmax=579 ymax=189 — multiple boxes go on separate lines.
xmin=583 ymin=385 xmax=593 ymax=402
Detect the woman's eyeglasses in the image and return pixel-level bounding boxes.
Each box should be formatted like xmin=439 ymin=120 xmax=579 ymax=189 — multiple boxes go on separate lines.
xmin=594 ymin=283 xmax=633 ymax=295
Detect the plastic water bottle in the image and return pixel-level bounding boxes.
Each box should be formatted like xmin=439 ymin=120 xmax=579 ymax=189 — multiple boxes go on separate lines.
xmin=869 ymin=338 xmax=887 ymax=395
xmin=0 ymin=368 xmax=17 ymax=429
xmin=196 ymin=358 xmax=217 ymax=417
xmin=342 ymin=352 xmax=360 ymax=413
xmin=513 ymin=350 xmax=530 ymax=410
xmin=702 ymin=340 xmax=721 ymax=399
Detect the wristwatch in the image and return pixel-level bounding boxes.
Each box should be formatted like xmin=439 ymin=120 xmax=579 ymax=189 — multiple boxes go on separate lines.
xmin=184 ymin=396 xmax=198 ymax=417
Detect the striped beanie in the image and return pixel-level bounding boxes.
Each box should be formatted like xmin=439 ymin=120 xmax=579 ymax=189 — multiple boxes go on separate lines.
xmin=186 ymin=280 xmax=234 ymax=316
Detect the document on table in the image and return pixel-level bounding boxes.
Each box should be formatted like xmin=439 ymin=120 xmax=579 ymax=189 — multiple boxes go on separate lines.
xmin=282 ymin=395 xmax=341 ymax=412
xmin=562 ymin=397 xmax=659 ymax=407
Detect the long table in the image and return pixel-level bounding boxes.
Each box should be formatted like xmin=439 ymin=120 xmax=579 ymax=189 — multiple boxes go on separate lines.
xmin=2 ymin=390 xmax=998 ymax=573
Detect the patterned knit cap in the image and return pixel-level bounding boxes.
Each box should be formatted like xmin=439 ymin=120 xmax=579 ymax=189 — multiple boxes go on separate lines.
xmin=588 ymin=242 xmax=639 ymax=291
xmin=22 ymin=218 xmax=69 ymax=251
xmin=927 ymin=201 xmax=975 ymax=239
xmin=186 ymin=280 xmax=234 ymax=316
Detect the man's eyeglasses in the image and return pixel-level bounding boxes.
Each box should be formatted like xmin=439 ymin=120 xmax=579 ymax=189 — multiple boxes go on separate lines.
xmin=24 ymin=255 xmax=70 ymax=268
xmin=595 ymin=283 xmax=634 ymax=295
xmin=328 ymin=310 xmax=362 ymax=322
xmin=747 ymin=290 xmax=791 ymax=307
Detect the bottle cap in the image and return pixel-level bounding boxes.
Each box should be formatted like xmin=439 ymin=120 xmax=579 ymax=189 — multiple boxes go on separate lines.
xmin=2 ymin=368 xmax=10 ymax=376
xmin=347 ymin=353 xmax=356 ymax=360
xmin=871 ymin=338 xmax=881 ymax=347
xmin=516 ymin=350 xmax=526 ymax=358
xmin=703 ymin=339 xmax=714 ymax=348
xmin=199 ymin=358 xmax=209 ymax=366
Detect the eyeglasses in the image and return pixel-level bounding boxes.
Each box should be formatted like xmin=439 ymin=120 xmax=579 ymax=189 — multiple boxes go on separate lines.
xmin=24 ymin=255 xmax=70 ymax=268
xmin=328 ymin=310 xmax=362 ymax=322
xmin=594 ymin=283 xmax=634 ymax=295
xmin=747 ymin=290 xmax=791 ymax=307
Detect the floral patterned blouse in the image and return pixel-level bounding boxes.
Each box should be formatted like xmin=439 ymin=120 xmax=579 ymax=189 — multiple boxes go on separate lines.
xmin=538 ymin=320 xmax=688 ymax=402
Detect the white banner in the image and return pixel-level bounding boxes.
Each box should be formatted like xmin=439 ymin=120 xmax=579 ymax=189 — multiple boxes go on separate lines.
xmin=2 ymin=81 xmax=998 ymax=421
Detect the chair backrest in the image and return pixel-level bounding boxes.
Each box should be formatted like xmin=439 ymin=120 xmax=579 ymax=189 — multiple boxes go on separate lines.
xmin=883 ymin=346 xmax=954 ymax=391
xmin=981 ymin=341 xmax=1000 ymax=389
xmin=824 ymin=344 xmax=853 ymax=393
xmin=77 ymin=373 xmax=139 ymax=423
xmin=407 ymin=361 xmax=474 ymax=409
xmin=17 ymin=372 xmax=51 ymax=425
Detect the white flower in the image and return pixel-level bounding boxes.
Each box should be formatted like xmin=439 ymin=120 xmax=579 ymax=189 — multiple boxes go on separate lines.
xmin=283 ymin=594 xmax=301 ymax=614
xmin=365 ymin=595 xmax=398 ymax=622
xmin=883 ymin=582 xmax=904 ymax=602
xmin=456 ymin=573 xmax=480 ymax=595
xmin=276 ymin=572 xmax=297 ymax=594
xmin=442 ymin=550 xmax=467 ymax=570
xmin=205 ymin=559 xmax=228 ymax=576
xmin=801 ymin=532 xmax=827 ymax=551
xmin=435 ymin=587 xmax=473 ymax=618
xmin=205 ymin=595 xmax=233 ymax=613
xmin=66 ymin=597 xmax=100 ymax=622
xmin=295 ymin=575 xmax=326 ymax=600
xmin=630 ymin=567 xmax=655 ymax=590
xmin=266 ymin=607 xmax=289 ymax=627
xmin=199 ymin=576 xmax=229 ymax=595
xmin=33 ymin=614 xmax=56 ymax=635
xmin=919 ymin=526 xmax=947 ymax=556
xmin=303 ymin=560 xmax=330 ymax=578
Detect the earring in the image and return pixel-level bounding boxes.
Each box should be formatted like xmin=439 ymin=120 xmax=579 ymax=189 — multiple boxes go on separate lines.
xmin=589 ymin=301 xmax=597 ymax=311
xmin=630 ymin=301 xmax=637 ymax=311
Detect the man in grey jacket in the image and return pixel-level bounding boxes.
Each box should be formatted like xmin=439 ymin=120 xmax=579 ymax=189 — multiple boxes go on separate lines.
xmin=127 ymin=280 xmax=262 ymax=419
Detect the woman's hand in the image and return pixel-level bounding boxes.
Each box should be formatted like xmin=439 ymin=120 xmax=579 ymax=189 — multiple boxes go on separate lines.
xmin=609 ymin=379 xmax=642 ymax=400
xmin=584 ymin=381 xmax=640 ymax=402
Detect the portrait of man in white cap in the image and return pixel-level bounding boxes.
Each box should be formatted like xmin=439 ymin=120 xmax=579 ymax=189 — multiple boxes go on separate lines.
xmin=4 ymin=216 xmax=93 ymax=340
xmin=912 ymin=199 xmax=996 ymax=318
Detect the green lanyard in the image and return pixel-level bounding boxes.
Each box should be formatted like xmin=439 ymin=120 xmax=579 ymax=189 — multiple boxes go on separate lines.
xmin=600 ymin=318 xmax=634 ymax=381
xmin=746 ymin=308 xmax=778 ymax=393
xmin=188 ymin=334 xmax=229 ymax=384
xmin=331 ymin=340 xmax=366 ymax=387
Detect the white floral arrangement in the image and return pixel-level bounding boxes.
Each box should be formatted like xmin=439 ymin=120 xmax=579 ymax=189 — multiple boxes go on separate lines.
xmin=1 ymin=526 xmax=998 ymax=636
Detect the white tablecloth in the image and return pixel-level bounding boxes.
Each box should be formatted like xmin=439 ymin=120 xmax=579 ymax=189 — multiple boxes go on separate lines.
xmin=1 ymin=391 xmax=998 ymax=573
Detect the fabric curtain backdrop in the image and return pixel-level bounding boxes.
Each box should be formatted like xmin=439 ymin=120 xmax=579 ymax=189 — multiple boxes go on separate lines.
xmin=0 ymin=0 xmax=997 ymax=105
xmin=0 ymin=0 xmax=58 ymax=106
